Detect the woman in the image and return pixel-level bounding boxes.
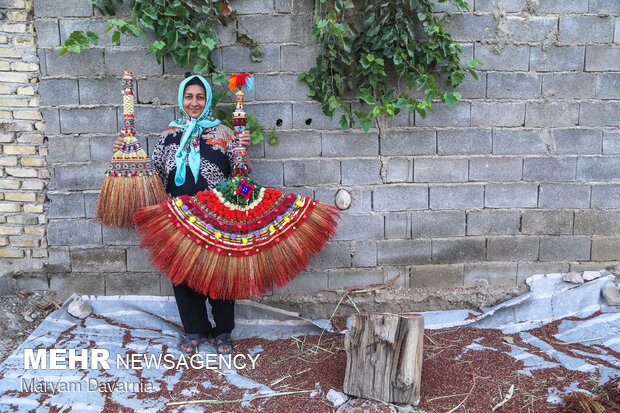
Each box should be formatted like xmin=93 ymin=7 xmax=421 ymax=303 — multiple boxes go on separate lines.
xmin=113 ymin=75 xmax=251 ymax=355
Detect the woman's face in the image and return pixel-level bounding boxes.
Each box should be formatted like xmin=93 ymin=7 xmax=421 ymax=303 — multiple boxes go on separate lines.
xmin=183 ymin=84 xmax=207 ymax=119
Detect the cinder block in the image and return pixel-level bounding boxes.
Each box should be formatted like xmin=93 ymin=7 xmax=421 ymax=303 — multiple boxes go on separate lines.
xmin=616 ymin=16 xmax=620 ymax=43
xmin=574 ymin=210 xmax=620 ymax=235
xmin=281 ymin=45 xmax=321 ymax=72
xmin=487 ymin=73 xmax=541 ymax=99
xmin=47 ymin=219 xmax=102 ymax=245
xmin=283 ymin=159 xmax=340 ymax=185
xmin=48 ymin=193 xmax=85 ymax=218
xmin=126 ymin=247 xmax=155 ymax=272
xmin=414 ymin=157 xmax=468 ymax=182
xmin=591 ymin=237 xmax=620 ymax=261
xmin=314 ymin=188 xmax=372 ymax=213
xmin=441 ymin=72 xmax=486 ymax=99
xmin=603 ymin=131 xmax=620 ymax=155
xmin=239 ymin=14 xmax=313 ymax=44
xmin=542 ymin=74 xmax=596 ymax=99
xmin=90 ymin=135 xmax=123 ymax=162
xmin=276 ymin=0 xmax=314 ymax=13
xmin=50 ymin=273 xmax=105 ymax=295
xmin=105 ymin=49 xmax=162 ymax=76
xmin=526 ymin=103 xmax=579 ymax=127
xmin=414 ymin=101 xmax=470 ymax=127
xmin=250 ymin=161 xmax=283 ymax=186
xmin=411 ymin=210 xmax=466 ymax=238
xmin=485 ymin=183 xmax=538 ymax=208
xmin=60 ymin=107 xmax=116 ymax=134
xmin=264 ymin=131 xmax=321 ymax=159
xmin=255 ymin=74 xmax=309 ymax=101
xmin=33 ymin=0 xmax=92 ymax=17
xmin=17 ymin=275 xmax=49 ymax=291
xmin=585 ymin=46 xmax=620 ymax=71
xmin=117 ymin=106 xmax=176 ymax=134
xmin=78 ymin=78 xmax=124 ymax=105
xmin=373 ymin=185 xmax=428 ymax=211
xmin=47 ymin=136 xmax=90 ymax=163
xmin=229 ymin=0 xmax=273 ymax=14
xmin=381 ymin=130 xmax=435 ymax=155
xmin=539 ymin=236 xmax=591 ymax=261
xmin=386 ymin=158 xmax=412 ymax=183
xmin=53 ymin=164 xmax=107 ymax=190
xmin=244 ymin=103 xmax=292 ymax=130
xmin=135 ymin=78 xmax=180 ymax=105
xmin=443 ymin=14 xmax=496 ymax=42
xmin=429 ymin=184 xmax=484 ymax=210
xmin=410 ymin=264 xmax=464 ymax=288
xmin=591 ymin=184 xmax=620 ymax=208
xmin=472 ymin=102 xmax=524 ymax=127
xmin=467 ymin=210 xmax=521 ymax=235
xmin=517 ymin=262 xmax=569 ymax=283
xmin=102 ymin=226 xmax=141 ymax=245
xmin=577 ymin=156 xmax=620 ymax=181
xmin=307 ymin=241 xmax=351 ymax=269
xmin=272 ymin=270 xmax=329 ymax=295
xmin=221 ymin=45 xmax=280 ymax=73
xmin=552 ymin=129 xmax=602 ymax=154
xmin=34 ymin=19 xmax=60 ymax=47
xmin=328 ymin=269 xmax=384 ymax=290
xmin=437 ymin=129 xmax=492 ymax=155
xmin=322 ymin=132 xmax=378 ymax=157
xmin=377 ymin=240 xmax=431 ymax=265
xmin=537 ymin=0 xmax=587 ymax=12
xmin=120 ymin=26 xmax=159 ymax=47
xmin=292 ymin=103 xmax=343 ymax=130
xmin=432 ymin=238 xmax=486 ymax=264
xmin=560 ymin=16 xmax=614 ymax=44
xmin=474 ymin=44 xmax=529 ymax=71
xmin=47 ymin=247 xmax=71 ymax=272
xmin=41 ymin=108 xmax=60 ymax=134
xmin=352 ymin=241 xmax=377 ymax=267
xmin=385 ymin=213 xmax=409 ymax=239
xmin=45 ymin=48 xmax=105 ymax=76
xmin=507 ymin=16 xmax=558 ymax=43
xmin=530 ymin=46 xmax=585 ymax=72
xmin=523 ymin=157 xmax=577 ymax=181
xmin=475 ymin=0 xmax=526 ymax=12
xmin=522 ymin=210 xmax=573 ymax=235
xmin=596 ymin=74 xmax=620 ymax=99
xmin=106 ymin=273 xmax=160 ymax=295
xmin=342 ymin=159 xmax=382 ymax=185
xmin=71 ymin=247 xmax=125 ymax=272
xmin=493 ymin=129 xmax=550 ymax=155
xmin=469 ymin=157 xmax=522 ymax=181
xmin=487 ymin=236 xmax=539 ymax=261
xmin=59 ymin=19 xmax=114 ymax=46
xmin=580 ymin=102 xmax=620 ymax=127
xmin=334 ymin=214 xmax=384 ymax=241
xmin=539 ymin=183 xmax=591 ymax=208
xmin=464 ymin=263 xmax=517 ymax=286
xmin=589 ymin=0 xmax=620 ymax=13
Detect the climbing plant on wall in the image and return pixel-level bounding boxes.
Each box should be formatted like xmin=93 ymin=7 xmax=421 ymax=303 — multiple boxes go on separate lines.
xmin=300 ymin=0 xmax=481 ymax=132
xmin=62 ymin=0 xmax=480 ymax=137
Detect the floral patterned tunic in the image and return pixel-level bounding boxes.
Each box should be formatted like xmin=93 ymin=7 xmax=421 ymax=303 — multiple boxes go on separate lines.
xmin=152 ymin=124 xmax=237 ymax=198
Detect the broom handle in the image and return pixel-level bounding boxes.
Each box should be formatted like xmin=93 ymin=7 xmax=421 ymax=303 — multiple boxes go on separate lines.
xmin=121 ymin=71 xmax=135 ymax=143
xmin=231 ymin=89 xmax=249 ymax=175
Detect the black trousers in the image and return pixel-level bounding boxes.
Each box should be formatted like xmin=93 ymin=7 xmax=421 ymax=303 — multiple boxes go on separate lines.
xmin=172 ymin=283 xmax=235 ymax=338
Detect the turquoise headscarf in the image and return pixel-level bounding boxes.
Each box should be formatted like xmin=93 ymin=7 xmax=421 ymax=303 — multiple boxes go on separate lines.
xmin=169 ymin=75 xmax=221 ymax=186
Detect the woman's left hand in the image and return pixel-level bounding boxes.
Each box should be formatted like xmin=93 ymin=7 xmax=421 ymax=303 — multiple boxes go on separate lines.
xmin=238 ymin=130 xmax=251 ymax=149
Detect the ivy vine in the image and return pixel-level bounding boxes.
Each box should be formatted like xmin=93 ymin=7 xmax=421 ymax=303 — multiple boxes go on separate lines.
xmin=61 ymin=0 xmax=480 ymax=137
xmin=300 ymin=0 xmax=481 ymax=132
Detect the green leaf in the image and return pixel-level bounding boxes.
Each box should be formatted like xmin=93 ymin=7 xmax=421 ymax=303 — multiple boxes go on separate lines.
xmin=359 ymin=117 xmax=373 ymax=133
xmin=85 ymin=30 xmax=99 ymax=45
xmin=111 ymin=30 xmax=121 ymax=44
xmin=270 ymin=135 xmax=278 ymax=144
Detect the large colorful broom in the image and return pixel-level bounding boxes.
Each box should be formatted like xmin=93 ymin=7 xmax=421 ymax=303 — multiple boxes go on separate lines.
xmin=134 ymin=74 xmax=340 ymax=300
xmin=94 ymin=71 xmax=168 ymax=228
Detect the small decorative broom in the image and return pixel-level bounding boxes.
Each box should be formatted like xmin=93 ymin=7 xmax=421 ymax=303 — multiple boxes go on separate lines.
xmin=133 ymin=74 xmax=340 ymax=300
xmin=94 ymin=71 xmax=168 ymax=228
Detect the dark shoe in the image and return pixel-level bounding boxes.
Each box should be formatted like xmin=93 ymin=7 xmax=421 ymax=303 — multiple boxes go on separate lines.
xmin=215 ymin=333 xmax=235 ymax=356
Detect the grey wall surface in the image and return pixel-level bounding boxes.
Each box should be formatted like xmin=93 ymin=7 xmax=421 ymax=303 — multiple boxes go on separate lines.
xmin=32 ymin=0 xmax=620 ymax=296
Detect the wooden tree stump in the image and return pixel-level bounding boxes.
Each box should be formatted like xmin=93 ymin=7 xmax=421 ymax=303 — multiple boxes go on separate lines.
xmin=343 ymin=312 xmax=424 ymax=405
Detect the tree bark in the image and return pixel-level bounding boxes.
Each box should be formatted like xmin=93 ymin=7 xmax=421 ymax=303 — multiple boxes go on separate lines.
xmin=343 ymin=312 xmax=424 ymax=405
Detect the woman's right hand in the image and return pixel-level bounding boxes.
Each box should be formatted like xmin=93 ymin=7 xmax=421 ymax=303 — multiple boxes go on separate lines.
xmin=112 ymin=133 xmax=125 ymax=153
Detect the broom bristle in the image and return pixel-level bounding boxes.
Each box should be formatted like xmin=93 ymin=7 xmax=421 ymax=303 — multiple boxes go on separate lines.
xmin=95 ymin=174 xmax=168 ymax=228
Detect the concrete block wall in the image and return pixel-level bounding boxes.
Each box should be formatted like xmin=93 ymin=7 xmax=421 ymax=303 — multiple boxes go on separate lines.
xmin=2 ymin=0 xmax=619 ymax=295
